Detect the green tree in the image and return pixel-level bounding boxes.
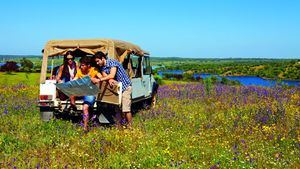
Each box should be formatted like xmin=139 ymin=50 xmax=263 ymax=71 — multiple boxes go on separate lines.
xmin=20 ymin=58 xmax=34 ymax=72
xmin=203 ymin=77 xmax=213 ymax=96
xmin=183 ymin=72 xmax=193 ymax=81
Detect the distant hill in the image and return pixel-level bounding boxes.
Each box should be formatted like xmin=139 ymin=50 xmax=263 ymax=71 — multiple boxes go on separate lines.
xmin=0 ymin=55 xmax=41 ymax=60
xmin=150 ymin=56 xmax=297 ymax=61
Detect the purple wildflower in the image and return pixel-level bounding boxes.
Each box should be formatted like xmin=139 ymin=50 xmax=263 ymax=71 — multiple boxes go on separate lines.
xmin=36 ymin=163 xmax=40 ymax=169
xmin=3 ymin=108 xmax=8 ymax=115
xmin=91 ymin=115 xmax=97 ymax=120
xmin=79 ymin=121 xmax=84 ymax=127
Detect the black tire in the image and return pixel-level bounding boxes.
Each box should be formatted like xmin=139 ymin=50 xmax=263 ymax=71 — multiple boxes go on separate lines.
xmin=40 ymin=107 xmax=54 ymax=121
xmin=150 ymin=82 xmax=159 ymax=109
xmin=150 ymin=93 xmax=157 ymax=109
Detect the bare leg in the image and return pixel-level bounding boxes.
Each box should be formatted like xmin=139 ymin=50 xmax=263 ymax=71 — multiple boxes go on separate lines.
xmin=70 ymin=96 xmax=76 ymax=106
xmin=125 ymin=111 xmax=132 ymax=128
xmin=115 ymin=111 xmax=122 ymax=129
xmin=67 ymin=96 xmax=78 ymax=111
xmin=83 ymin=104 xmax=89 ymax=131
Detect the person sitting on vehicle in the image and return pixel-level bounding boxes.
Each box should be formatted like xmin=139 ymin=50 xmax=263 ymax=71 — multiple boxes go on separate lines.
xmin=71 ymin=56 xmax=102 ymax=132
xmin=53 ymin=51 xmax=78 ymax=101
xmin=93 ymin=51 xmax=133 ymax=129
xmin=56 ymin=51 xmax=78 ymax=83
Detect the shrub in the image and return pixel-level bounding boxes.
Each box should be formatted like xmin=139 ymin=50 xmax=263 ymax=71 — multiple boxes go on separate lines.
xmin=0 ymin=61 xmax=19 ymax=72
xmin=154 ymin=75 xmax=163 ymax=85
xmin=203 ymin=77 xmax=213 ymax=95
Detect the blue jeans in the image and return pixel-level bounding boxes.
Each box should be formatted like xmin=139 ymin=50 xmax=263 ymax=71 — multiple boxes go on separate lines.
xmin=83 ymin=96 xmax=96 ymax=107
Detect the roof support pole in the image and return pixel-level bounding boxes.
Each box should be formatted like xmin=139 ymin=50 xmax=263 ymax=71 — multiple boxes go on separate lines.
xmin=40 ymin=52 xmax=48 ymax=83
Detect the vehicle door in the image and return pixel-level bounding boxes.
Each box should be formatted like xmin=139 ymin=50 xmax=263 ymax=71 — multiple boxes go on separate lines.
xmin=131 ymin=55 xmax=151 ymax=100
xmin=141 ymin=56 xmax=152 ymax=97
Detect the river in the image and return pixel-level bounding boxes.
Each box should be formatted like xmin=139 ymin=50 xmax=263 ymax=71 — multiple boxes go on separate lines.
xmin=158 ymin=71 xmax=300 ymax=87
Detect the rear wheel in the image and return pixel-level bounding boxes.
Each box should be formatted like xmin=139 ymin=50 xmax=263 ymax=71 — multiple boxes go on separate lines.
xmin=40 ymin=107 xmax=54 ymax=121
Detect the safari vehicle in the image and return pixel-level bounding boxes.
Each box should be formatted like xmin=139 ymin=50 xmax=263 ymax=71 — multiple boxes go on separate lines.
xmin=38 ymin=39 xmax=158 ymax=122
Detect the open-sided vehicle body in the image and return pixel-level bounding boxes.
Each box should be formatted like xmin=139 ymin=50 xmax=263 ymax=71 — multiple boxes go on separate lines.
xmin=38 ymin=39 xmax=158 ymax=122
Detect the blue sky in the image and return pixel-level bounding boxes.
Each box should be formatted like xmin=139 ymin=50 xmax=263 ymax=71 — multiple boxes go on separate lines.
xmin=0 ymin=0 xmax=299 ymax=58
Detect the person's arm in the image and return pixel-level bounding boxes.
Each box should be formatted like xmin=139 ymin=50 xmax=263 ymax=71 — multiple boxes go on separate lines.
xmin=101 ymin=71 xmax=108 ymax=77
xmin=75 ymin=61 xmax=79 ymax=69
xmin=101 ymin=70 xmax=117 ymax=86
xmin=100 ymin=67 xmax=117 ymax=81
xmin=73 ymin=68 xmax=80 ymax=81
xmin=91 ymin=72 xmax=103 ymax=83
xmin=96 ymin=72 xmax=103 ymax=79
xmin=56 ymin=65 xmax=64 ymax=83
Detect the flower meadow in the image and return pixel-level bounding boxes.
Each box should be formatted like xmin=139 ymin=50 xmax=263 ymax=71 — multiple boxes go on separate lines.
xmin=0 ymin=81 xmax=299 ymax=168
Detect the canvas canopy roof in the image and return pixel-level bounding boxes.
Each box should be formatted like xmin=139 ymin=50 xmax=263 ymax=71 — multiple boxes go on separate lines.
xmin=43 ymin=39 xmax=148 ymax=58
xmin=40 ymin=39 xmax=149 ymax=83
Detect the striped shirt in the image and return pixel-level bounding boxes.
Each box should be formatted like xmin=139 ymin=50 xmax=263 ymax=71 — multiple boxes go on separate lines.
xmin=100 ymin=59 xmax=131 ymax=92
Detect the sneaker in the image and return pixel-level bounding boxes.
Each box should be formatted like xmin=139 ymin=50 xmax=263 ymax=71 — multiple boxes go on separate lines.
xmin=66 ymin=104 xmax=77 ymax=112
xmin=83 ymin=129 xmax=89 ymax=134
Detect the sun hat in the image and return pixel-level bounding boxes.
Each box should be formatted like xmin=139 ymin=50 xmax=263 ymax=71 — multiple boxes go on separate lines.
xmin=66 ymin=54 xmax=74 ymax=59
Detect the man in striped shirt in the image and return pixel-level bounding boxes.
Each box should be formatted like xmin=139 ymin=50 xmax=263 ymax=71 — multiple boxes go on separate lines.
xmin=93 ymin=52 xmax=133 ymax=128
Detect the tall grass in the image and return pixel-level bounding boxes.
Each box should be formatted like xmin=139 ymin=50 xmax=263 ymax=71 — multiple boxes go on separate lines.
xmin=0 ymin=75 xmax=299 ymax=168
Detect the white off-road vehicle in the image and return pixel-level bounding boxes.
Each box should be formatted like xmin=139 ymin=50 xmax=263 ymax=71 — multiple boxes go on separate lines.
xmin=38 ymin=39 xmax=158 ymax=123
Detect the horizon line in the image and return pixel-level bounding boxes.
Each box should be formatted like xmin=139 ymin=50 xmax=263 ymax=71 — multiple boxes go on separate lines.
xmin=0 ymin=54 xmax=299 ymax=60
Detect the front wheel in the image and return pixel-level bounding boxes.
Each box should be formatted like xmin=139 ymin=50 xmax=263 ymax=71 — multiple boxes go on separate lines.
xmin=150 ymin=93 xmax=157 ymax=109
xmin=142 ymin=94 xmax=157 ymax=110
xmin=150 ymin=82 xmax=159 ymax=109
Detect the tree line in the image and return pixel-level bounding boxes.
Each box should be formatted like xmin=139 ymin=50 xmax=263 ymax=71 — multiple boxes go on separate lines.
xmin=0 ymin=58 xmax=35 ymax=72
xmin=159 ymin=59 xmax=300 ymax=80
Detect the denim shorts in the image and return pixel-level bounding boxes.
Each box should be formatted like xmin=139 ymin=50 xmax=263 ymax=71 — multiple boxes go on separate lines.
xmin=83 ymin=95 xmax=96 ymax=106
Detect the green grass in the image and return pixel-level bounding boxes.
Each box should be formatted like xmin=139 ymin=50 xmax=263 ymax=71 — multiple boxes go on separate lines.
xmin=0 ymin=72 xmax=299 ymax=168
xmin=0 ymin=72 xmax=190 ymax=86
xmin=0 ymin=72 xmax=40 ymax=86
xmin=162 ymin=79 xmax=190 ymax=85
